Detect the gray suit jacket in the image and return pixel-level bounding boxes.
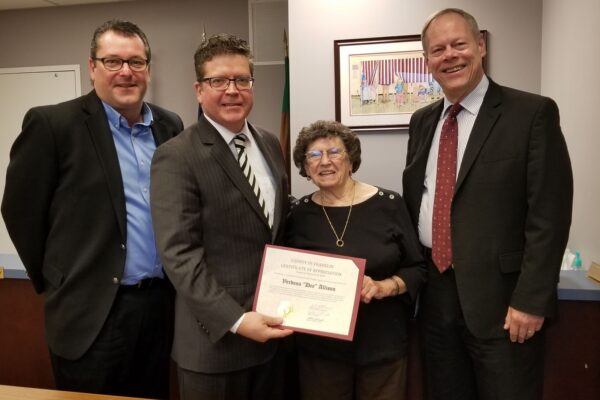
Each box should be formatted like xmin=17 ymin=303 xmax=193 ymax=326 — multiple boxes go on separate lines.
xmin=402 ymin=79 xmax=573 ymax=338
xmin=1 ymin=90 xmax=183 ymax=359
xmin=151 ymin=115 xmax=288 ymax=373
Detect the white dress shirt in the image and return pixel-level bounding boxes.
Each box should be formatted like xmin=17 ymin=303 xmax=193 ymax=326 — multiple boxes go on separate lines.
xmin=204 ymin=114 xmax=276 ymax=227
xmin=204 ymin=114 xmax=276 ymax=333
xmin=418 ymin=75 xmax=489 ymax=248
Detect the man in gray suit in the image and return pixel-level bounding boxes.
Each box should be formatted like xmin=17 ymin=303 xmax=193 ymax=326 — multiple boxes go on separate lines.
xmin=2 ymin=20 xmax=182 ymax=398
xmin=402 ymin=8 xmax=573 ymax=400
xmin=151 ymin=34 xmax=293 ymax=400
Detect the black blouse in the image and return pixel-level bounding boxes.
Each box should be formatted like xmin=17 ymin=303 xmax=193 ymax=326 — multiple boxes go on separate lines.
xmin=285 ymin=187 xmax=426 ymax=366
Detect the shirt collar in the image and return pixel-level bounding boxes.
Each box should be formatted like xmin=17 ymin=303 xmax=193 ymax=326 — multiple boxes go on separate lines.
xmin=442 ymin=75 xmax=489 ymax=118
xmin=204 ymin=114 xmax=251 ymax=145
xmin=102 ymin=101 xmax=153 ymax=129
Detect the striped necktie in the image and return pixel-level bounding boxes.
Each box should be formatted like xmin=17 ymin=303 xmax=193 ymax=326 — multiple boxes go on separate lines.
xmin=233 ymin=134 xmax=272 ymax=228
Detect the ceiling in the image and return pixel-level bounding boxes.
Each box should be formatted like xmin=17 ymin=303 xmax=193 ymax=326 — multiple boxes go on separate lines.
xmin=0 ymin=0 xmax=135 ymax=11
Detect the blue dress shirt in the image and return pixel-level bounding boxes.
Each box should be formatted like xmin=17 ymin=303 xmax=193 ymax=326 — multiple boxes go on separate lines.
xmin=102 ymin=102 xmax=163 ymax=285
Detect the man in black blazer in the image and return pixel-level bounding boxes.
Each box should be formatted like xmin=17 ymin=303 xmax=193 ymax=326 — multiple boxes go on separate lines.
xmin=1 ymin=20 xmax=182 ymax=399
xmin=402 ymin=8 xmax=573 ymax=400
xmin=151 ymin=34 xmax=292 ymax=400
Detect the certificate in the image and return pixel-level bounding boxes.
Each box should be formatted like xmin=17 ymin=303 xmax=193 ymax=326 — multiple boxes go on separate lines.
xmin=253 ymin=244 xmax=365 ymax=341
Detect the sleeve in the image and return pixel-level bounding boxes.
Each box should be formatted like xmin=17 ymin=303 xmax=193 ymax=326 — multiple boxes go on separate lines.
xmin=393 ymin=194 xmax=427 ymax=303
xmin=1 ymin=107 xmax=58 ymax=293
xmin=510 ymin=97 xmax=573 ymax=316
xmin=150 ymin=140 xmax=245 ymax=343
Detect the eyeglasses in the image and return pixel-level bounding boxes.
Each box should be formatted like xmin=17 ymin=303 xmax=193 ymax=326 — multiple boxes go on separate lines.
xmin=93 ymin=57 xmax=149 ymax=72
xmin=305 ymin=147 xmax=346 ymax=163
xmin=201 ymin=77 xmax=255 ymax=91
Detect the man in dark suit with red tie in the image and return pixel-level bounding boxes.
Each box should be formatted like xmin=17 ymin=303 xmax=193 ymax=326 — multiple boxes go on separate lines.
xmin=402 ymin=8 xmax=573 ymax=400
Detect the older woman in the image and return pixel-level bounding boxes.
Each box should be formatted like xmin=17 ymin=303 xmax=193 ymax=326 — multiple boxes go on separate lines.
xmin=286 ymin=120 xmax=426 ymax=400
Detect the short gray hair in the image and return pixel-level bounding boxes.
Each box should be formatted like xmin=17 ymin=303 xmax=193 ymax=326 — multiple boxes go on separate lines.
xmin=293 ymin=120 xmax=361 ymax=178
xmin=421 ymin=8 xmax=480 ymax=54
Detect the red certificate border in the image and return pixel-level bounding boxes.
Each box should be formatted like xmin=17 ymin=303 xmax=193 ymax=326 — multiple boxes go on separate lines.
xmin=253 ymin=244 xmax=366 ymax=341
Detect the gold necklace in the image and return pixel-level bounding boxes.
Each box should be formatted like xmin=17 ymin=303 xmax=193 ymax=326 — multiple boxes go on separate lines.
xmin=320 ymin=182 xmax=356 ymax=247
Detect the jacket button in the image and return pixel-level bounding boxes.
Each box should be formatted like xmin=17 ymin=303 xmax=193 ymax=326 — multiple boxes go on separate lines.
xmin=121 ymin=243 xmax=126 ymax=250
xmin=112 ymin=277 xmax=119 ymax=284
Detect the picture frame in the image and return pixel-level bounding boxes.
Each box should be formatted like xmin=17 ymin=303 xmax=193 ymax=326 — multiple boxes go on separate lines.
xmin=334 ymin=32 xmax=487 ymax=130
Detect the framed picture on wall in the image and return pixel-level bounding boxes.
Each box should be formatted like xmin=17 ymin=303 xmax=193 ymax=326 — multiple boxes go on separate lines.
xmin=334 ymin=32 xmax=487 ymax=130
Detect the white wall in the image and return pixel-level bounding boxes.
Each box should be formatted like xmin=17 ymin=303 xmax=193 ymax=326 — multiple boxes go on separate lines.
xmin=289 ymin=0 xmax=542 ymax=196
xmin=0 ymin=0 xmax=284 ymax=134
xmin=290 ymin=0 xmax=599 ymax=267
xmin=542 ymin=0 xmax=600 ymax=267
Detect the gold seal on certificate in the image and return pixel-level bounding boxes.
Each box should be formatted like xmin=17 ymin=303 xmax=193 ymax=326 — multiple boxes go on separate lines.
xmin=253 ymin=244 xmax=365 ymax=341
xmin=277 ymin=300 xmax=293 ymax=319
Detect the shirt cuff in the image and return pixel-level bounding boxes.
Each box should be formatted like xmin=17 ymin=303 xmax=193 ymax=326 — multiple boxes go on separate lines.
xmin=230 ymin=313 xmax=246 ymax=334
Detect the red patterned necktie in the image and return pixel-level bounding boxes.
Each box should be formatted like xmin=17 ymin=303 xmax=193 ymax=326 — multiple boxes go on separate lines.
xmin=432 ymin=103 xmax=462 ymax=272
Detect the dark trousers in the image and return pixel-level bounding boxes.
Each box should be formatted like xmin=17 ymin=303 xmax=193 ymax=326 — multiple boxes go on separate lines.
xmin=419 ymin=261 xmax=545 ymax=400
xmin=298 ymin=351 xmax=407 ymax=400
xmin=177 ymin=348 xmax=285 ymax=400
xmin=50 ymin=278 xmax=174 ymax=399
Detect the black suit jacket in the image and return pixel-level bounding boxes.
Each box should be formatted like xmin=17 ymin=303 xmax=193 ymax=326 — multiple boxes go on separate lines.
xmin=1 ymin=90 xmax=183 ymax=359
xmin=402 ymin=79 xmax=573 ymax=338
xmin=150 ymin=115 xmax=289 ymax=373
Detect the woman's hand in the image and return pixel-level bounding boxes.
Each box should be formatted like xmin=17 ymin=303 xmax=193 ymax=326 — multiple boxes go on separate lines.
xmin=360 ymin=275 xmax=407 ymax=303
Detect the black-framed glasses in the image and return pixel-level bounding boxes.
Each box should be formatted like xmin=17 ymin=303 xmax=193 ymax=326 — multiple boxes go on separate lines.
xmin=92 ymin=57 xmax=149 ymax=72
xmin=201 ymin=77 xmax=255 ymax=91
xmin=305 ymin=147 xmax=346 ymax=163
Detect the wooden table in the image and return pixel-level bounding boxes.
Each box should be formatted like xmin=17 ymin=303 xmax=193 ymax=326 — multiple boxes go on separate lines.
xmin=0 ymin=385 xmax=152 ymax=400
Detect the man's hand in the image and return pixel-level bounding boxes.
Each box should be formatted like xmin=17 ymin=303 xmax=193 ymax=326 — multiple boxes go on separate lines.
xmin=503 ymin=306 xmax=544 ymax=343
xmin=236 ymin=311 xmax=293 ymax=343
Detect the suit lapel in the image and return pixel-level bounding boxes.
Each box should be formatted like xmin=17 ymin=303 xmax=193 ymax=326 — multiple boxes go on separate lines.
xmin=83 ymin=91 xmax=127 ymax=239
xmin=149 ymin=109 xmax=172 ymax=145
xmin=455 ymin=81 xmax=502 ymax=193
xmin=199 ymin=117 xmax=271 ymax=229
xmin=405 ymin=101 xmax=443 ymax=216
xmin=412 ymin=101 xmax=444 ymax=174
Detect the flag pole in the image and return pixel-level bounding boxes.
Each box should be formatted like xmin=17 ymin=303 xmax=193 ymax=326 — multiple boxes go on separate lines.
xmin=197 ymin=25 xmax=207 ymax=120
xmin=279 ymin=29 xmax=291 ymax=193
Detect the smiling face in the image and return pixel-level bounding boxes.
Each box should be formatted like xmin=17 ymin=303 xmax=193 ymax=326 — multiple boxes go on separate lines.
xmin=89 ymin=30 xmax=149 ymax=121
xmin=423 ymin=12 xmax=486 ymax=103
xmin=194 ymin=54 xmax=254 ymax=133
xmin=305 ymin=136 xmax=353 ymax=191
